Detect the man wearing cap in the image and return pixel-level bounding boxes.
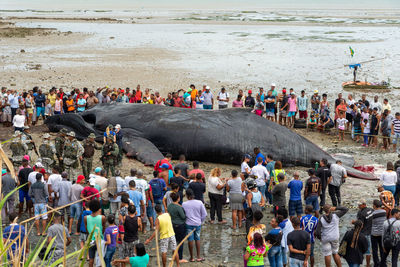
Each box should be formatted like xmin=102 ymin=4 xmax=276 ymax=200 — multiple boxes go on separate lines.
xmin=81 ymin=133 xmax=101 ymax=179
xmin=159 ymin=163 xmax=172 ymax=188
xmin=39 ymin=133 xmax=56 ymax=173
xmin=279 ymin=88 xmax=289 ymax=126
xmin=311 ymin=90 xmax=321 ymax=115
xmin=154 ymin=153 xmax=173 ymax=173
xmin=101 ymin=136 xmax=119 ymax=177
xmin=244 ymin=90 xmax=255 ymax=108
xmin=115 ymin=124 xmax=123 ymax=165
xmin=202 ymin=86 xmax=213 ymax=109
xmin=55 ymin=128 xmax=68 ymax=169
xmin=61 ymin=131 xmax=84 ymax=181
xmin=76 ymin=93 xmax=87 ymax=113
xmin=298 ymin=90 xmax=308 ymax=119
xmin=55 ymin=171 xmax=72 ymax=227
xmin=9 ymin=131 xmax=28 ymax=169
xmin=217 ymin=87 xmax=229 ymax=109
xmin=265 ymin=90 xmax=276 ymax=121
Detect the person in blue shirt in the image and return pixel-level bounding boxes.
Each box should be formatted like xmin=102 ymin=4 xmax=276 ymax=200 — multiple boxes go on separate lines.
xmin=34 ymin=89 xmax=46 ymax=121
xmin=254 ymin=147 xmax=266 ymax=166
xmin=103 ymin=124 xmax=116 ymax=144
xmin=301 ymin=205 xmax=318 ymax=267
xmin=127 ymin=180 xmax=145 ymax=217
xmin=76 ymin=94 xmax=87 ymax=113
xmin=287 ymin=171 xmax=303 ymax=218
xmin=79 ymin=205 xmax=92 ymax=249
xmin=3 ymin=212 xmax=28 ymax=260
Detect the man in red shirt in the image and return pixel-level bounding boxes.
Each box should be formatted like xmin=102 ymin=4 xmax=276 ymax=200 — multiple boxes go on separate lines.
xmin=154 ymin=153 xmax=173 ymax=173
xmin=80 ymin=180 xmax=100 ymax=207
xmin=188 ymin=161 xmax=205 ymax=183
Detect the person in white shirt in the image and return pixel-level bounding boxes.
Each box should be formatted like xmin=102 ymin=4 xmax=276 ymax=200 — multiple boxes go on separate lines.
xmin=47 ymin=165 xmax=63 ymax=208
xmin=217 ymin=87 xmax=229 ymax=109
xmin=207 ymin=167 xmax=227 ymax=224
xmin=109 ymin=170 xmax=127 ymax=215
xmin=28 ymin=162 xmax=45 ymax=186
xmin=251 ymin=157 xmax=270 ymax=201
xmin=124 ymin=168 xmax=137 ymax=188
xmin=12 ymin=109 xmax=25 ymax=132
xmin=202 ymin=86 xmax=213 ymax=109
xmin=134 ymin=169 xmax=150 ymax=232
xmin=380 ymin=162 xmax=397 ymax=195
xmin=370 ymin=95 xmax=382 ymax=113
xmin=241 ymin=154 xmax=251 ymax=174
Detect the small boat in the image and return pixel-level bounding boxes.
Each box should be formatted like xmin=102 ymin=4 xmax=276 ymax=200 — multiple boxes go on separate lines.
xmin=342 ymin=80 xmax=390 ymax=90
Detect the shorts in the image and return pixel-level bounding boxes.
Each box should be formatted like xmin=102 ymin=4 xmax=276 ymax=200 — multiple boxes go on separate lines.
xmin=34 ymin=203 xmax=48 ymax=220
xmin=79 ymin=233 xmax=88 ymax=242
xmin=122 ymin=240 xmax=140 ymax=257
xmin=146 ymin=201 xmax=155 ymax=219
xmin=338 ymin=125 xmax=345 ymax=131
xmin=370 ymin=127 xmax=378 ymax=136
xmin=288 ymin=200 xmax=303 ymax=216
xmin=354 ymin=127 xmax=361 ymax=135
xmin=88 ymin=242 xmax=97 ymax=259
xmin=288 ymin=111 xmax=296 ymax=117
xmin=322 ymin=240 xmax=339 ymax=257
xmin=2 ymin=113 xmax=11 ymax=122
xmin=392 ymin=132 xmax=400 ymax=144
xmin=36 ymin=107 xmax=45 ymax=118
xmin=59 ymin=207 xmax=71 ymax=218
xmin=186 ymin=224 xmax=201 ymax=241
xmin=346 ymin=113 xmax=353 ymax=122
xmin=266 ymin=112 xmax=274 ymax=117
xmin=19 ymin=190 xmax=31 ymax=203
xmin=266 ymin=108 xmax=274 ymax=116
xmin=280 ymin=110 xmax=288 ymax=118
xmin=218 ymin=105 xmax=228 ymax=110
xmin=159 ymin=236 xmax=177 ymax=253
xmin=299 ymin=110 xmax=308 ymax=119
xmin=70 ymin=203 xmax=82 ymax=220
xmin=305 ymin=196 xmax=319 ymax=212
xmin=365 ymin=235 xmax=371 ymax=255
xmin=26 ymin=108 xmax=33 ymax=115
xmin=310 ymin=242 xmax=315 ymax=257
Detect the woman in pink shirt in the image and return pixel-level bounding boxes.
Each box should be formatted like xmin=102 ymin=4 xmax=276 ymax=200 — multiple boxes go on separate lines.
xmin=232 ymin=95 xmax=243 ymax=108
xmin=287 ymin=94 xmax=297 ymax=127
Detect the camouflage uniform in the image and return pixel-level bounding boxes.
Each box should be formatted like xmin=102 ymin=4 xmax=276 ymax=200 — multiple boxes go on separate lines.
xmin=101 ymin=137 xmax=119 ymax=177
xmin=39 ymin=133 xmax=56 ymax=173
xmin=55 ymin=129 xmax=67 ymax=169
xmin=9 ymin=131 xmax=28 ymax=169
xmin=62 ymin=131 xmax=84 ymax=182
xmin=81 ymin=133 xmax=101 ymax=179
xmin=21 ymin=127 xmax=35 ymax=158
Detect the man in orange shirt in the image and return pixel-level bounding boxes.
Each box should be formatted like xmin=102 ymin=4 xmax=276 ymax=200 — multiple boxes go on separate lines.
xmin=190 ymin=84 xmax=198 ymax=108
xmin=378 ymin=185 xmax=394 ymax=218
xmin=135 ymin=84 xmax=142 ymax=103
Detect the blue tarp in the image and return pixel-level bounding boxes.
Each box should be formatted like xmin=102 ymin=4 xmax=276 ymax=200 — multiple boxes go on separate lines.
xmin=348 ymin=63 xmax=361 ymax=69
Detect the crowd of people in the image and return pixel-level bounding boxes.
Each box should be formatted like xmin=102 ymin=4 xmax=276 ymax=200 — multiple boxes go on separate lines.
xmin=1 ymin=84 xmax=400 ymax=153
xmin=3 ymin=138 xmax=400 ymax=266
xmin=1 ymin=83 xmax=400 ymax=267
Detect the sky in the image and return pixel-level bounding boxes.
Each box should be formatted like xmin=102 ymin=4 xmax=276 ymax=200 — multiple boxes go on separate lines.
xmin=1 ymin=0 xmax=399 ymax=10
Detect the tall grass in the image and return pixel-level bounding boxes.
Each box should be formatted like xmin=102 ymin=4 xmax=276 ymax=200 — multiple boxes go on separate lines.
xmin=0 ymin=185 xmax=106 ymax=266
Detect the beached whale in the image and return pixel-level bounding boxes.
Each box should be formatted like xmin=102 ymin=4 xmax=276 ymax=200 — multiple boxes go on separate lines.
xmin=45 ymin=103 xmax=376 ymax=180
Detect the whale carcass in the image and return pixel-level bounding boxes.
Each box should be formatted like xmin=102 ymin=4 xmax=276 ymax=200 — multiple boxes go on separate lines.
xmin=44 ymin=103 xmax=376 ymax=180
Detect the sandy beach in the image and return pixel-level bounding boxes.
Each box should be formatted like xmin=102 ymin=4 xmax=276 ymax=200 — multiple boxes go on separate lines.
xmin=1 ymin=4 xmax=400 ymax=266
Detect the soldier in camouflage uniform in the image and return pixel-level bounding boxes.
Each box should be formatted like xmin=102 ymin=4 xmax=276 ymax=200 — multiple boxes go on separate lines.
xmin=21 ymin=126 xmax=37 ymax=158
xmin=9 ymin=131 xmax=28 ymax=169
xmin=101 ymin=136 xmax=119 ymax=177
xmin=39 ymin=133 xmax=56 ymax=173
xmin=55 ymin=128 xmax=68 ymax=169
xmin=81 ymin=133 xmax=101 ymax=179
xmin=61 ymin=131 xmax=84 ymax=182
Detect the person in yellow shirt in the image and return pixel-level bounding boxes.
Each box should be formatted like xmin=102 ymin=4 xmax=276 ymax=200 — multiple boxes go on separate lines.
xmin=190 ymin=84 xmax=198 ymax=108
xmin=47 ymin=89 xmax=57 ymax=108
xmin=145 ymin=205 xmax=180 ymax=267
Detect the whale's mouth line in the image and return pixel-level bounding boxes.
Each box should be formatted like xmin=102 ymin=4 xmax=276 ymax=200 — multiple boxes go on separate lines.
xmin=81 ymin=113 xmax=96 ymax=128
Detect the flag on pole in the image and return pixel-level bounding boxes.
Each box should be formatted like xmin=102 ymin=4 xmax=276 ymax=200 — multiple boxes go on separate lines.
xmin=349 ymin=46 xmax=354 ymax=57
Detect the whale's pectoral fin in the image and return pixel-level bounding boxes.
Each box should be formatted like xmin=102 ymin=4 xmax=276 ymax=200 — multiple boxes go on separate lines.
xmin=122 ymin=136 xmax=163 ymax=166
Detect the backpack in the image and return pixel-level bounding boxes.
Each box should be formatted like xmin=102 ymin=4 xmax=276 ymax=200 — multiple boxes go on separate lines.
xmin=149 ymin=179 xmax=163 ymax=199
xmin=383 ymin=219 xmax=400 ymax=248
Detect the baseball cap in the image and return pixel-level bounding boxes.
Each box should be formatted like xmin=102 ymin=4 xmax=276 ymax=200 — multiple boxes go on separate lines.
xmin=248 ymin=90 xmax=252 ymax=94
xmin=314 ymin=90 xmax=318 ymax=93
xmin=282 ymin=89 xmax=287 ymax=94
xmin=244 ymin=154 xmax=251 ymax=159
xmin=95 ymin=167 xmax=102 ymax=173
xmin=271 ymin=83 xmax=276 ymax=87
xmin=205 ymin=86 xmax=210 ymax=90
xmin=77 ymin=175 xmax=85 ymax=184
xmin=89 ymin=178 xmax=96 ymax=186
xmin=2 ymin=169 xmax=6 ymax=175
xmin=23 ymin=155 xmax=30 ymax=161
xmin=35 ymin=162 xmax=44 ymax=168
xmin=160 ymin=163 xmax=169 ymax=169
xmin=115 ymin=124 xmax=121 ymax=129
